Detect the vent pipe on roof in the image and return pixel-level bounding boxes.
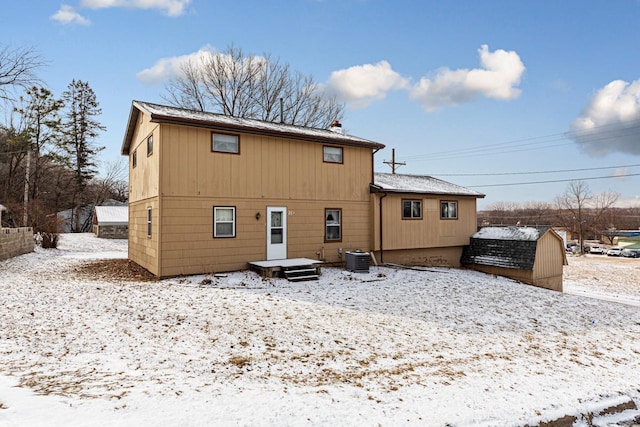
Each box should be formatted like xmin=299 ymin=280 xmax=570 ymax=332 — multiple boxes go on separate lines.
xmin=280 ymin=98 xmax=284 ymax=124
xmin=329 ymin=120 xmax=343 ymax=134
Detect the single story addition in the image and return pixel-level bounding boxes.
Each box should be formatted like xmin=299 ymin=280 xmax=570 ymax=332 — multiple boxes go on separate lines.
xmin=371 ymin=173 xmax=484 ymax=267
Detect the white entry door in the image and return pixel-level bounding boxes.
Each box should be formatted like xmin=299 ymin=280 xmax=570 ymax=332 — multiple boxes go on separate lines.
xmin=266 ymin=206 xmax=287 ymax=260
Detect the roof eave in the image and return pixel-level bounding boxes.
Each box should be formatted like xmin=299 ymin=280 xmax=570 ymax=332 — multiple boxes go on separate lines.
xmin=372 ymin=188 xmax=485 ymax=198
xmin=147 ymin=113 xmax=384 ymax=149
xmin=121 ymin=103 xmax=144 ymax=155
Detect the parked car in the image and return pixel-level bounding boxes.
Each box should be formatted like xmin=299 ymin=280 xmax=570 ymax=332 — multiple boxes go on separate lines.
xmin=589 ymin=246 xmax=605 ymax=255
xmin=621 ymin=248 xmax=640 ymax=258
xmin=607 ymin=247 xmax=624 ymax=256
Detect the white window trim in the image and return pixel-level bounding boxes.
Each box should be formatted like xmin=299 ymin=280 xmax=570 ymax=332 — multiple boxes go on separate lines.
xmin=146 ymin=207 xmax=152 ymax=237
xmin=214 ymin=206 xmax=236 ymax=238
xmin=325 ymin=208 xmax=342 ymax=241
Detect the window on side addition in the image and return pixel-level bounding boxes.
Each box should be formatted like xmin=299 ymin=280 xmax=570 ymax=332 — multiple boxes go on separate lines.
xmin=402 ymin=199 xmax=422 ymax=219
xmin=440 ymin=201 xmax=458 ymax=219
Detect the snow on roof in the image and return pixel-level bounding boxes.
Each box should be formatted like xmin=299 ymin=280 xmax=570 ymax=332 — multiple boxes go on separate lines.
xmin=94 ymin=206 xmax=128 ymax=225
xmin=122 ymin=101 xmax=384 ymax=154
xmin=373 ymin=173 xmax=484 ymax=197
xmin=472 ymin=226 xmax=544 ymax=241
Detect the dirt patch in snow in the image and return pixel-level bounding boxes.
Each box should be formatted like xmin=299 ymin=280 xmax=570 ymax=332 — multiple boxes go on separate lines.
xmin=71 ymin=259 xmax=157 ymax=282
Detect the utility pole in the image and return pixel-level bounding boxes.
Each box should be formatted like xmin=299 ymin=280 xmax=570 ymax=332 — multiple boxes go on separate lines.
xmin=23 ymin=150 xmax=30 ymax=226
xmin=383 ymin=148 xmax=406 ymax=174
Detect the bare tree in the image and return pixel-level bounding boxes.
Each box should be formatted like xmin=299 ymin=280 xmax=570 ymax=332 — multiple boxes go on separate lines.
xmin=163 ymin=45 xmax=344 ymax=129
xmin=554 ymin=180 xmax=618 ymax=254
xmin=0 ymin=45 xmax=45 ymax=102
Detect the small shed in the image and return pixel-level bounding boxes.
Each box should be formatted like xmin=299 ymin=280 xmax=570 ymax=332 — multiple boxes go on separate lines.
xmin=461 ymin=226 xmax=567 ymax=292
xmin=93 ymin=206 xmax=128 ymax=239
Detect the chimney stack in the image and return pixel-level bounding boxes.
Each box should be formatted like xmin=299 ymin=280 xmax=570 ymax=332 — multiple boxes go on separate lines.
xmin=329 ymin=120 xmax=343 ymax=134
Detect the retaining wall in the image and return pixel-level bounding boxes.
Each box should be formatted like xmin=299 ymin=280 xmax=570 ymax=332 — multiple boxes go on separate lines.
xmin=0 ymin=227 xmax=34 ymax=261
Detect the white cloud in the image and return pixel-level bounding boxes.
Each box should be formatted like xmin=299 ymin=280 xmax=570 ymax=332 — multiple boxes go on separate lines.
xmin=325 ymin=61 xmax=409 ymax=108
xmin=50 ymin=4 xmax=91 ymax=25
xmin=569 ymin=79 xmax=640 ymax=156
xmin=137 ymin=45 xmax=213 ymax=84
xmin=409 ymin=45 xmax=525 ymax=111
xmin=80 ymin=0 xmax=191 ymax=16
xmin=613 ymin=167 xmax=630 ymax=178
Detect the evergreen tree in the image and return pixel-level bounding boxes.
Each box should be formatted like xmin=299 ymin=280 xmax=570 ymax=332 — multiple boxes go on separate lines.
xmin=61 ymin=79 xmax=105 ymax=231
xmin=14 ymin=86 xmax=64 ymax=201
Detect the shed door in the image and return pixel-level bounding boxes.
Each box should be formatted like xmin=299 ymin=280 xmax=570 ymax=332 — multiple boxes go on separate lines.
xmin=267 ymin=206 xmax=287 ymax=260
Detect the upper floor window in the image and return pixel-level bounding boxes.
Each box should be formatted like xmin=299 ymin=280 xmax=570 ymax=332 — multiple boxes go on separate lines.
xmin=214 ymin=206 xmax=236 ymax=238
xmin=325 ymin=208 xmax=342 ymax=241
xmin=440 ymin=201 xmax=458 ymax=219
xmin=132 ymin=149 xmax=137 ymax=168
xmin=147 ymin=135 xmax=153 ymax=156
xmin=212 ymin=133 xmax=239 ymax=154
xmin=323 ymin=146 xmax=343 ymax=163
xmin=402 ymin=199 xmax=422 ymax=219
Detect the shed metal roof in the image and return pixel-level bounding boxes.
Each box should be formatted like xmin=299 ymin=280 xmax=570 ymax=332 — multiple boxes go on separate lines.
xmin=461 ymin=226 xmax=556 ymax=271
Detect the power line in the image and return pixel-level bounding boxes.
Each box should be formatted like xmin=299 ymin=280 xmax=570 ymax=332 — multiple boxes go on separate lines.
xmin=467 ymin=173 xmax=640 ymax=188
xmin=397 ymin=117 xmax=640 ymax=162
xmin=434 ymin=163 xmax=640 ymax=177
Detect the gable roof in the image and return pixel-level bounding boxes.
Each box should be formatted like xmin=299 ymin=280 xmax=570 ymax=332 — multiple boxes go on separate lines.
xmin=121 ymin=101 xmax=385 ymax=155
xmin=94 ymin=206 xmax=128 ymax=225
xmin=371 ymin=173 xmax=484 ymax=198
xmin=461 ymin=226 xmax=565 ymax=270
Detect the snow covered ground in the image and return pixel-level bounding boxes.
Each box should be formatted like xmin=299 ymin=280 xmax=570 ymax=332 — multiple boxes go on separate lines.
xmin=1 ymin=234 xmax=640 ymax=426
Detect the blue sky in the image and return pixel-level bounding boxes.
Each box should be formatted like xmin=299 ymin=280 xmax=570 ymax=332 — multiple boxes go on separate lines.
xmin=2 ymin=0 xmax=640 ymax=209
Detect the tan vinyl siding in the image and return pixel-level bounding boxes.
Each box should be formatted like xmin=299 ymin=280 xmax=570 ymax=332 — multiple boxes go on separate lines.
xmin=160 ymin=124 xmax=371 ymax=202
xmin=128 ymin=114 xmax=159 ymax=203
xmin=373 ymin=194 xmax=477 ymax=250
xmin=157 ymin=197 xmax=371 ymax=277
xmin=129 ymin=198 xmax=159 ymax=275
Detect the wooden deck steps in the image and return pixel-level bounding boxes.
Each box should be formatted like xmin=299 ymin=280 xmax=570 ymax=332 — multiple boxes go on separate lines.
xmin=248 ymin=258 xmax=322 ymax=281
xmin=283 ymin=267 xmax=319 ymax=282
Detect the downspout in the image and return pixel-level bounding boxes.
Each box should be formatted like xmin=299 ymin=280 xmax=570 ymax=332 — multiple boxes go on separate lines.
xmin=372 ymin=148 xmax=381 ymax=184
xmin=379 ymin=192 xmax=387 ymax=264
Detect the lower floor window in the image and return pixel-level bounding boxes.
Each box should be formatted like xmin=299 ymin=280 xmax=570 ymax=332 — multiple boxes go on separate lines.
xmin=440 ymin=201 xmax=458 ymax=219
xmin=325 ymin=208 xmax=342 ymax=241
xmin=214 ymin=206 xmax=236 ymax=237
xmin=146 ymin=207 xmax=152 ymax=237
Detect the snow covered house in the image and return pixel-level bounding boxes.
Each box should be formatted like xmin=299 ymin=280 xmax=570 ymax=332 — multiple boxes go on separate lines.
xmin=93 ymin=205 xmax=128 ymax=239
xmin=121 ymin=101 xmax=385 ymax=277
xmin=370 ymin=173 xmax=485 ymax=267
xmin=461 ymin=226 xmax=568 ymax=292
